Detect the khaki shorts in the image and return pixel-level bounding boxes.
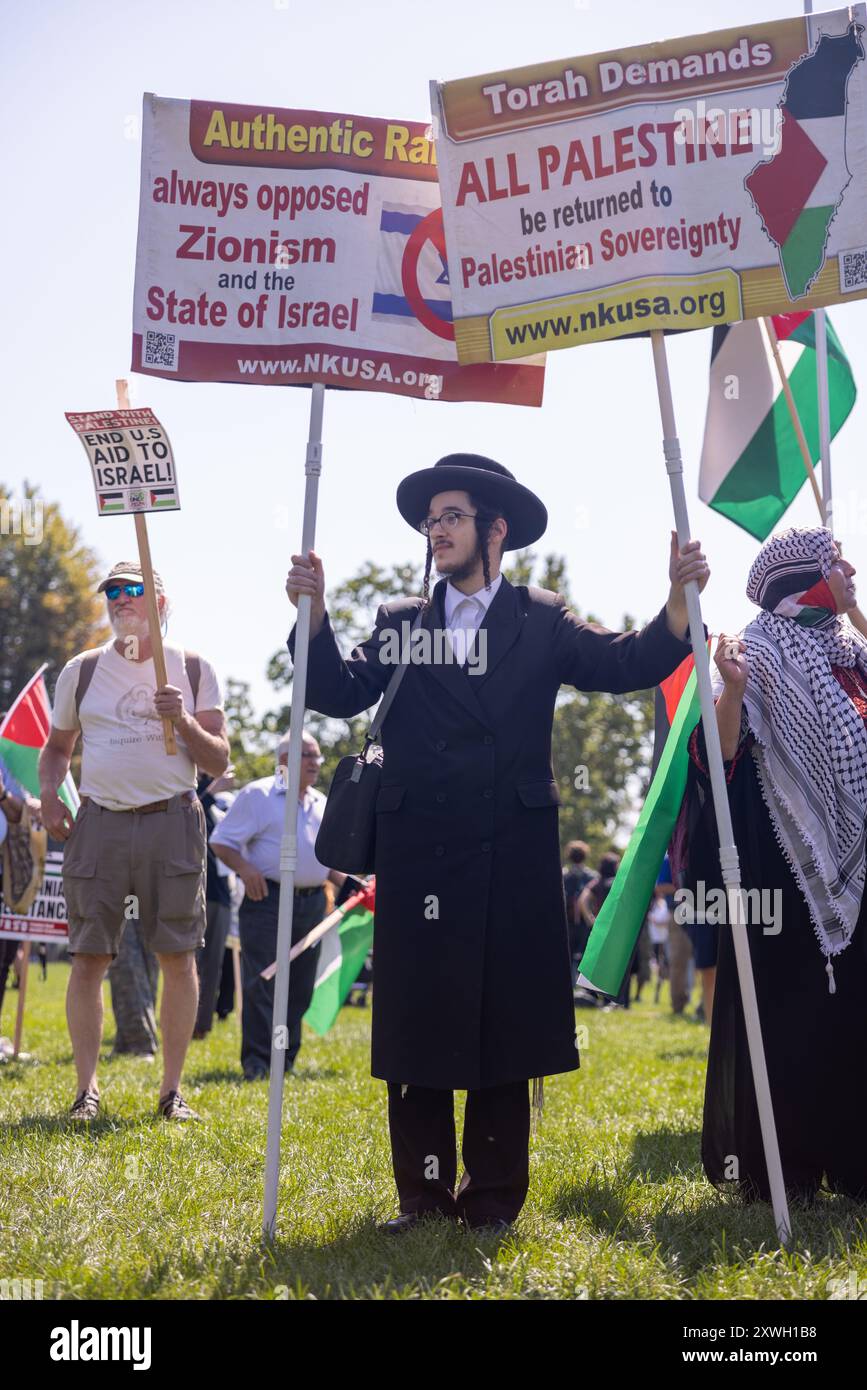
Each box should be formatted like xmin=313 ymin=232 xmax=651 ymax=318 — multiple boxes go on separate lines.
xmin=62 ymin=793 xmax=207 ymax=956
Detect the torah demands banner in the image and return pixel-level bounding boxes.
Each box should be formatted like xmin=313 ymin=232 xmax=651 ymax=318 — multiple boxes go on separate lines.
xmin=131 ymin=94 xmax=544 ymax=404
xmin=432 ymin=8 xmax=867 ymax=362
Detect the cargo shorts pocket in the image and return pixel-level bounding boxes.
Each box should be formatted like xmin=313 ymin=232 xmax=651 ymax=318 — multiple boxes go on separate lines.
xmin=158 ymin=858 xmax=205 ymax=924
xmin=62 ymin=858 xmax=98 ymax=921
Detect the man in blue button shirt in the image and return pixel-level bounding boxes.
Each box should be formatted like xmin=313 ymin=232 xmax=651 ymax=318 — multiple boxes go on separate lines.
xmin=212 ymin=732 xmax=345 ymax=1079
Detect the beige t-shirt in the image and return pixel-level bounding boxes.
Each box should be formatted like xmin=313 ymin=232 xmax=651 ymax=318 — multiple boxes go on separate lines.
xmin=53 ymin=642 xmax=223 ymax=811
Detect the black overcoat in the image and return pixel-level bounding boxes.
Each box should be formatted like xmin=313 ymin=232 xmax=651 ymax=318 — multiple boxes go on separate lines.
xmin=289 ymin=576 xmax=691 ymax=1089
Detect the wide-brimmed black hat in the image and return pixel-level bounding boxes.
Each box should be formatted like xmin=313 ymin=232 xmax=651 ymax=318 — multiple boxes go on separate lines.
xmin=396 ymin=453 xmax=547 ymax=551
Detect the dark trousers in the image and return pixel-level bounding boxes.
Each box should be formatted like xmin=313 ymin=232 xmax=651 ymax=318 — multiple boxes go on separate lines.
xmin=238 ymin=883 xmax=324 ymax=1076
xmin=0 ymin=938 xmax=18 ymax=1028
xmin=386 ymin=1081 xmax=530 ymax=1226
xmin=216 ymin=947 xmax=235 ymax=1018
xmin=195 ymin=899 xmax=230 ymax=1034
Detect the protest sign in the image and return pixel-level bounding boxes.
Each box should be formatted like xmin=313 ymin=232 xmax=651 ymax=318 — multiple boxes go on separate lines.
xmin=65 ymin=385 xmax=180 ymax=755
xmin=431 ymin=7 xmax=867 ymax=362
xmin=131 ymin=94 xmax=544 ymax=403
xmin=0 ymin=851 xmax=68 ymax=944
xmin=65 ymin=407 xmax=179 ymax=516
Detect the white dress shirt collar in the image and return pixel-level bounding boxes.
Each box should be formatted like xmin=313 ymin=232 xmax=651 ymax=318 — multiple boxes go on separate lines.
xmin=444 ymin=572 xmax=503 ymax=625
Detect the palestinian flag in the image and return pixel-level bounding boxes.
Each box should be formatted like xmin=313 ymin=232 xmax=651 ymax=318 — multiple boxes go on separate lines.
xmin=577 ymin=650 xmax=703 ymax=997
xmin=149 ymin=487 xmax=178 ymax=510
xmin=98 ymin=492 xmax=124 ymax=513
xmin=304 ymin=882 xmax=375 ymax=1036
xmin=745 ymin=23 xmax=863 ymax=300
xmin=699 ymin=311 xmax=855 ymax=540
xmin=0 ymin=666 xmax=79 ymax=815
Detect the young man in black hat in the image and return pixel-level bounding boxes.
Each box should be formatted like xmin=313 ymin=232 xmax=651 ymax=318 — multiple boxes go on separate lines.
xmin=286 ymin=454 xmax=708 ymax=1232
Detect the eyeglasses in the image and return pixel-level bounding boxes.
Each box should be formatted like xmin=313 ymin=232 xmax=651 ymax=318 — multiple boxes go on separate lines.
xmin=419 ymin=509 xmax=477 ymax=536
xmin=105 ymin=583 xmax=145 ymax=600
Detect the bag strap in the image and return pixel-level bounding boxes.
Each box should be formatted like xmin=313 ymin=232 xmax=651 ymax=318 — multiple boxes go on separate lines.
xmin=367 ymin=607 xmax=425 ymax=742
xmin=74 ymin=650 xmax=102 ymax=718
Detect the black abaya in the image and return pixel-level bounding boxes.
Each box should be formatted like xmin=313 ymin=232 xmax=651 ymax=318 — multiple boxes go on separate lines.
xmin=681 ymin=729 xmax=867 ymax=1202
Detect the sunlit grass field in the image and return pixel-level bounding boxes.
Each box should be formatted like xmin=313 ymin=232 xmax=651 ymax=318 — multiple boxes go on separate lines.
xmin=2 ymin=964 xmax=865 ymax=1300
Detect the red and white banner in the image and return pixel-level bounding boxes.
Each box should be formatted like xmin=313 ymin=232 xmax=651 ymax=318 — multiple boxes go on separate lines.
xmin=131 ymin=94 xmax=544 ymax=405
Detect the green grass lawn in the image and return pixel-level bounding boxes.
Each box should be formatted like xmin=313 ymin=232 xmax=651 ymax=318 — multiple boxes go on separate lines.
xmin=1 ymin=964 xmax=865 ymax=1300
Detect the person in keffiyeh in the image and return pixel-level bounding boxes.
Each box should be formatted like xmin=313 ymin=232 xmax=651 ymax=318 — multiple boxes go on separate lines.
xmin=679 ymin=525 xmax=867 ymax=1205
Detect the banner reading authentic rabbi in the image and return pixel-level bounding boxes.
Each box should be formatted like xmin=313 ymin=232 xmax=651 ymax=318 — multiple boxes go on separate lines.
xmin=431 ymin=8 xmax=867 ymax=363
xmin=131 ymin=94 xmax=543 ymax=404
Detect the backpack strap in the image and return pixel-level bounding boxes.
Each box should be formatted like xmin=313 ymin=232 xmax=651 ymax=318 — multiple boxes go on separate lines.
xmin=74 ymin=648 xmax=203 ymax=718
xmin=74 ymin=650 xmax=102 ymax=719
xmin=184 ymin=651 xmax=201 ymax=707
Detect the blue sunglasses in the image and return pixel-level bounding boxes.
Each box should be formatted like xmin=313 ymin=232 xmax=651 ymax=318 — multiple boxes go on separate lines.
xmin=105 ymin=582 xmax=145 ymax=600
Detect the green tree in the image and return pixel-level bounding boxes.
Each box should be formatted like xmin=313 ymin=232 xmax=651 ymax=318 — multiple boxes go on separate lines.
xmin=0 ymin=482 xmax=109 ymax=708
xmin=264 ymin=561 xmax=423 ymax=788
xmin=223 ymin=678 xmax=274 ymax=785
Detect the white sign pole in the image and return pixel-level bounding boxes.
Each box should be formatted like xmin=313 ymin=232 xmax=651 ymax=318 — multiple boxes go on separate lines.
xmin=804 ymin=0 xmax=834 ymax=534
xmin=262 ymin=382 xmax=325 ymax=1240
xmin=814 ymin=309 xmax=833 ymax=531
xmin=650 ymin=330 xmax=791 ymax=1246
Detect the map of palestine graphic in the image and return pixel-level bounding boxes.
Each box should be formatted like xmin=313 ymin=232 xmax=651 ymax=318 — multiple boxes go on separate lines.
xmin=746 ymin=20 xmax=865 ymax=299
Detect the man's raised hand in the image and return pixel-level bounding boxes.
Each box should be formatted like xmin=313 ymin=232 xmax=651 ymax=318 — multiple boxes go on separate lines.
xmin=665 ymin=531 xmax=710 ymax=638
xmin=286 ymin=551 xmax=326 ymax=638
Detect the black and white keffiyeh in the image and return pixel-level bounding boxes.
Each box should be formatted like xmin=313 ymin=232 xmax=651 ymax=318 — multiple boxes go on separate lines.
xmin=740 ymin=527 xmax=867 ymax=968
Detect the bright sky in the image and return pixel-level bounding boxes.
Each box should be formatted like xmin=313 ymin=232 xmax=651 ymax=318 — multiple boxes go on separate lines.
xmin=4 ymin=0 xmax=865 ymax=720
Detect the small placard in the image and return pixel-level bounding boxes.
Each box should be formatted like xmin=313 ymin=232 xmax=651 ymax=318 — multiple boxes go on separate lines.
xmin=65 ymin=407 xmax=180 ymax=515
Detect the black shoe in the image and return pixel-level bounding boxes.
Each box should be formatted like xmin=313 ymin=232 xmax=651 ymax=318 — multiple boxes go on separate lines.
xmin=377 ymin=1211 xmax=455 ymax=1235
xmin=460 ymin=1215 xmax=513 ymax=1234
xmin=378 ymin=1213 xmax=422 ymax=1235
xmin=243 ymin=1067 xmax=268 ymax=1082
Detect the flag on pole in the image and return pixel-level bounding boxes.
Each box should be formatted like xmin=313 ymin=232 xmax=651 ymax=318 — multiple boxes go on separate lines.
xmin=0 ymin=666 xmax=79 ymax=815
xmin=577 ymin=648 xmax=704 ymax=997
xmin=699 ymin=311 xmax=856 ymax=540
xmin=303 ymin=884 xmax=375 ymax=1036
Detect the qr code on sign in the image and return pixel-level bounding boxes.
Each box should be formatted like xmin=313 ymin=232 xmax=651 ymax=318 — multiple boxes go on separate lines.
xmin=144 ymin=329 xmax=178 ymax=370
xmin=840 ymin=248 xmax=867 ymax=293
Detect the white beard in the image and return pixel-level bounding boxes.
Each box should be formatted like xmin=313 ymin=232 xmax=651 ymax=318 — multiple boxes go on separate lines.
xmin=110 ymin=611 xmax=151 ymax=641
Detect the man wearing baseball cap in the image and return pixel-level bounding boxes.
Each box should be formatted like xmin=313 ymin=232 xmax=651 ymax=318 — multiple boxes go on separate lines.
xmin=39 ymin=562 xmax=229 ymax=1122
xmin=286 ymin=454 xmax=709 ymax=1232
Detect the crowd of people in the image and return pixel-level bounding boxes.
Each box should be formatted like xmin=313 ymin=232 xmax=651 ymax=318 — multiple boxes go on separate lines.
xmin=563 ymin=841 xmax=715 ymax=1019
xmin=1 ymin=448 xmax=864 ymax=1230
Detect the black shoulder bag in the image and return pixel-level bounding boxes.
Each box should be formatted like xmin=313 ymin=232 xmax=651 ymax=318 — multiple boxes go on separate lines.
xmin=314 ymin=609 xmax=422 ymax=874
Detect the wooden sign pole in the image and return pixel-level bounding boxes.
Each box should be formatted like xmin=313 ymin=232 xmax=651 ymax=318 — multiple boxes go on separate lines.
xmin=114 ymin=380 xmax=176 ymax=755
xmin=12 ymin=943 xmax=30 ymax=1058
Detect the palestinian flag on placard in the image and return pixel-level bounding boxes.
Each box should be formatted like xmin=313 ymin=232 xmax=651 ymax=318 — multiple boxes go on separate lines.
xmin=745 ymin=23 xmax=862 ymax=301
xmin=99 ymin=491 xmax=125 ymax=513
xmin=0 ymin=666 xmax=79 ymax=814
xmin=149 ymin=487 xmax=178 ymax=509
xmin=303 ymin=881 xmax=375 ymax=1036
xmin=577 ymin=648 xmax=705 ymax=997
xmin=699 ymin=311 xmax=855 ymax=540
